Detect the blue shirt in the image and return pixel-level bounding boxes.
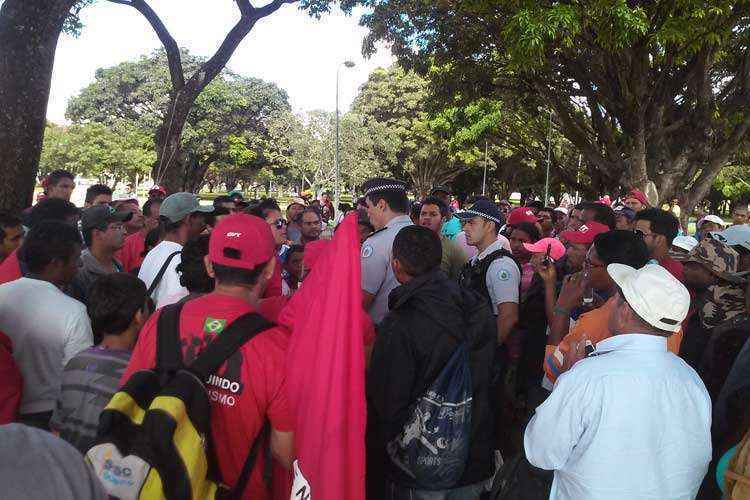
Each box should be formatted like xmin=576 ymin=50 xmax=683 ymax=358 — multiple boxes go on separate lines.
xmin=525 ymin=334 xmax=712 ymax=500
xmin=441 ymin=216 xmax=462 ymax=240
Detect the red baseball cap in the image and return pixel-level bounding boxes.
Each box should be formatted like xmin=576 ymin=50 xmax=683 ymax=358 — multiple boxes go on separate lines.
xmin=624 ymin=189 xmax=648 ymax=207
xmin=507 ymin=207 xmax=538 ymax=226
xmin=148 ymin=185 xmax=167 ymax=197
xmin=209 ymin=214 xmax=275 ymax=270
xmin=559 ymin=221 xmax=609 ymax=245
xmin=523 ymin=238 xmax=566 ymax=262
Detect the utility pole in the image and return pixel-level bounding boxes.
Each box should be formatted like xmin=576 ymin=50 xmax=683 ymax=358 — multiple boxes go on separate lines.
xmin=334 ymin=60 xmax=356 ymax=211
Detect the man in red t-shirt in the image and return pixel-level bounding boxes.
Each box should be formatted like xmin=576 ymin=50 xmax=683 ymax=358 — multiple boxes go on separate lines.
xmin=118 ymin=198 xmax=162 ymax=273
xmin=634 ymin=208 xmax=684 ymax=282
xmin=122 ymin=214 xmax=293 ymax=499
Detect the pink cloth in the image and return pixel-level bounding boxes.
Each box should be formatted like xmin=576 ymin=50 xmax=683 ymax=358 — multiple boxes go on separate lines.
xmin=285 ymin=213 xmax=366 ymax=500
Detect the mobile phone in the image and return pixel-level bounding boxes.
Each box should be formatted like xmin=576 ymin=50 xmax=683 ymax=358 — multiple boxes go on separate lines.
xmin=543 ymin=243 xmax=552 ymax=265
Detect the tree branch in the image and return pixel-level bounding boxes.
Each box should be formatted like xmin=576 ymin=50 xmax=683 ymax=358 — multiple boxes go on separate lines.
xmin=107 ymin=0 xmax=185 ymax=90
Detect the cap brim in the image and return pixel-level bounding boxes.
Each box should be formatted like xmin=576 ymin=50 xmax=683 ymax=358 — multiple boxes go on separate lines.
xmin=111 ymin=211 xmax=133 ymax=223
xmin=193 ymin=205 xmax=215 ymax=214
xmin=559 ymin=231 xmax=591 ymax=244
xmin=454 ymin=211 xmax=477 ymax=220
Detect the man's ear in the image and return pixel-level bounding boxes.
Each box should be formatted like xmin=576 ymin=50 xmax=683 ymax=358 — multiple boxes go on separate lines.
xmin=204 ymin=256 xmax=215 ymax=278
xmin=377 ymin=199 xmax=388 ymax=212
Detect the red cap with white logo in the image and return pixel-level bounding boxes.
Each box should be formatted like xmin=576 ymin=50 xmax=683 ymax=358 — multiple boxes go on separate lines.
xmin=209 ymin=214 xmax=275 ymax=270
xmin=559 ymin=221 xmax=610 ymax=245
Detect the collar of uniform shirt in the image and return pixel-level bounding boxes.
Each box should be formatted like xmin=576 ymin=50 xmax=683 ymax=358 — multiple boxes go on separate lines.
xmin=385 ymin=215 xmax=413 ymax=229
xmin=594 ymin=333 xmax=668 ymax=354
xmin=473 ymin=238 xmax=504 ymax=263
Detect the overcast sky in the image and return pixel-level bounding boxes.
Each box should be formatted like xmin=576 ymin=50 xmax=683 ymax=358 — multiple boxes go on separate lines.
xmin=46 ymin=1 xmax=394 ymax=124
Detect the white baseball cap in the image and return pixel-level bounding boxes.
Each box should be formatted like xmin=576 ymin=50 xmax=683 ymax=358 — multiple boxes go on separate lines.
xmin=553 ymin=206 xmax=568 ymax=215
xmin=672 ymin=235 xmax=699 ymax=252
xmin=698 ymin=214 xmax=725 ymax=228
xmin=607 ymin=263 xmax=690 ymax=333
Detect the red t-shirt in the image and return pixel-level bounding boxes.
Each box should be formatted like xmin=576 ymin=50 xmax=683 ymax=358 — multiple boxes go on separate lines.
xmin=0 ymin=250 xmax=22 ymax=285
xmin=118 ymin=232 xmax=146 ymax=273
xmin=122 ymin=293 xmax=293 ymax=500
xmin=0 ymin=331 xmax=22 ymax=424
xmin=659 ymin=255 xmax=685 ymax=283
xmin=263 ymin=257 xmax=283 ymax=298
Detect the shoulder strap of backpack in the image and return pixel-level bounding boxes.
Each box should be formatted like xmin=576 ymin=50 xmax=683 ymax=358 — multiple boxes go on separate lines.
xmin=227 ymin=421 xmax=270 ymax=499
xmin=147 ymin=250 xmax=182 ymax=297
xmin=188 ymin=312 xmax=275 ymax=382
xmin=156 ymin=302 xmax=186 ymax=373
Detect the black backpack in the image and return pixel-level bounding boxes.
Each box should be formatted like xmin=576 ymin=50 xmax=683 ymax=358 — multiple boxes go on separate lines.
xmin=490 ymin=454 xmax=553 ymax=500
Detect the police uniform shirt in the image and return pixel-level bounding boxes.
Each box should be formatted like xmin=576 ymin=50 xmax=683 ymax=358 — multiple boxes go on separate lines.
xmin=361 ymin=214 xmax=414 ymax=324
xmin=470 ymin=239 xmax=520 ymax=315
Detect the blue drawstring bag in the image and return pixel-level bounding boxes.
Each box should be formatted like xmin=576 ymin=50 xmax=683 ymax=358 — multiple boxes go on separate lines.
xmin=387 ymin=343 xmax=473 ymax=489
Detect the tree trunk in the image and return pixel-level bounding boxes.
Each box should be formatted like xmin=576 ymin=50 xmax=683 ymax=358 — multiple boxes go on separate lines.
xmin=0 ymin=0 xmax=75 ymax=212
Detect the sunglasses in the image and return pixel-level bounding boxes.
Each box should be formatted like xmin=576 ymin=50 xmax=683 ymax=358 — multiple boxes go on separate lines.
xmin=634 ymin=229 xmax=648 ymax=238
xmin=272 ymin=219 xmax=287 ymax=229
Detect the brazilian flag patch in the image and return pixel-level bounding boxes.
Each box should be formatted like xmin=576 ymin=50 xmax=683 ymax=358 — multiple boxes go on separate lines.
xmin=203 ymin=317 xmax=227 ymax=334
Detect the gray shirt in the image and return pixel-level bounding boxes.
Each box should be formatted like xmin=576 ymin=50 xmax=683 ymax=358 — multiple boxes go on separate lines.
xmin=361 ymin=215 xmax=413 ymax=324
xmin=469 ymin=239 xmax=520 ymax=315
xmin=70 ymin=249 xmax=122 ymax=306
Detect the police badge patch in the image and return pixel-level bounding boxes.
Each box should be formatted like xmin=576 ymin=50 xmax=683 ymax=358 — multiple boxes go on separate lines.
xmin=361 ymin=245 xmax=373 ymax=258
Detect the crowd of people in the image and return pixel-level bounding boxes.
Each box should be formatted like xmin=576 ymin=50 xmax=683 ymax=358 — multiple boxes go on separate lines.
xmin=0 ymin=168 xmax=749 ymax=500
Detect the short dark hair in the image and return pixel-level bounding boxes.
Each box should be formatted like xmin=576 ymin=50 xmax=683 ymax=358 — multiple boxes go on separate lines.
xmin=247 ymin=198 xmax=281 ymax=219
xmin=297 ymin=207 xmax=321 ymax=223
xmin=581 ymin=202 xmax=616 ymax=229
xmin=366 ymin=190 xmax=409 ymax=215
xmin=634 ymin=208 xmax=680 ymax=245
xmin=539 ymin=206 xmax=555 ymax=216
xmin=87 ymin=273 xmax=149 ymax=338
xmin=392 ymin=225 xmax=442 ymax=277
xmin=421 ymin=196 xmax=449 ymax=217
xmin=177 ymin=235 xmax=213 ymax=293
xmin=85 ymin=184 xmax=112 ymax=204
xmin=141 ymin=227 xmax=162 ymax=258
xmin=142 ymin=199 xmax=161 ymax=218
xmin=0 ymin=212 xmax=22 ymax=240
xmin=25 ymin=198 xmax=79 ymax=229
xmin=286 ymin=244 xmax=305 ymax=260
xmin=160 ymin=215 xmax=184 ymax=234
xmin=511 ymin=221 xmax=541 ymax=242
xmin=410 ymin=201 xmax=422 ymax=221
xmin=526 ymin=200 xmax=544 ymax=211
xmin=46 ymin=169 xmax=75 ymax=189
xmin=594 ymin=230 xmax=650 ymax=269
xmin=213 ymin=195 xmax=234 ymax=208
xmin=21 ymin=220 xmax=82 ymax=273
xmin=212 ymin=260 xmax=268 ymax=287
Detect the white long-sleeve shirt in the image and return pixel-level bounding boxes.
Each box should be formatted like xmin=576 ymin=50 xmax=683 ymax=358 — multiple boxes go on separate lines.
xmin=524 ymin=333 xmax=712 ymax=500
xmin=0 ymin=278 xmax=93 ymax=414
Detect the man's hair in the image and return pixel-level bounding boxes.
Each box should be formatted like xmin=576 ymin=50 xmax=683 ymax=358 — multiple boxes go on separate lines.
xmin=142 ymin=199 xmax=160 ymax=218
xmin=159 ymin=215 xmax=185 ymax=234
xmin=84 ymin=184 xmax=112 ymax=204
xmin=512 ymin=221 xmax=541 ymax=242
xmin=286 ymin=244 xmax=305 ymax=261
xmin=82 ymin=223 xmax=108 ymax=248
xmin=465 ymin=195 xmax=490 ymax=206
xmin=594 ymin=230 xmax=650 ymax=269
xmin=525 ymin=200 xmax=544 ymax=211
xmin=212 ymin=260 xmax=269 ymax=287
xmin=573 ymin=203 xmax=585 ymax=211
xmin=141 ymin=227 xmax=163 ymax=258
xmin=539 ymin=206 xmax=555 ymax=217
xmin=246 ymin=198 xmax=281 ymax=219
xmin=297 ymin=207 xmax=321 ymax=223
xmin=25 ymin=198 xmax=79 ymax=229
xmin=581 ymin=202 xmax=616 ymax=229
xmin=365 ymin=189 xmax=409 ymax=215
xmin=177 ymin=235 xmax=213 ymax=293
xmin=392 ymin=225 xmax=442 ymax=277
xmin=410 ymin=201 xmax=422 ymax=221
xmin=45 ymin=169 xmax=75 ymax=189
xmin=421 ymin=196 xmax=449 ymax=217
xmin=213 ymin=195 xmax=234 ymax=208
xmin=634 ymin=208 xmax=679 ymax=245
xmin=0 ymin=211 xmax=22 ymax=240
xmin=87 ymin=273 xmax=149 ymax=339
xmin=21 ymin=220 xmax=82 ymax=273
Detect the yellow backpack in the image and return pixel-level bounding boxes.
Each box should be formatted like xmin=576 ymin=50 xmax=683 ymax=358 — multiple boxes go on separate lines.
xmin=86 ymin=302 xmax=272 ymax=499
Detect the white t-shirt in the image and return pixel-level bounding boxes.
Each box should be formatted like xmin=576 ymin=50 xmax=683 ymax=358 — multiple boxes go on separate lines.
xmin=138 ymin=240 xmax=186 ymax=309
xmin=0 ymin=278 xmax=93 ymax=414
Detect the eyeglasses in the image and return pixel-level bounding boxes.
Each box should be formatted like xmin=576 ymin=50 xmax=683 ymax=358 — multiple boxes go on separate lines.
xmin=271 ymin=219 xmax=287 ymax=229
xmin=634 ymin=229 xmax=650 ymax=238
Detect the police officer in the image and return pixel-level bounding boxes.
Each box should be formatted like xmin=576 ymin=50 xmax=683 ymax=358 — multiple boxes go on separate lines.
xmin=456 ymin=199 xmax=520 ymax=344
xmin=360 ymin=178 xmax=413 ymax=324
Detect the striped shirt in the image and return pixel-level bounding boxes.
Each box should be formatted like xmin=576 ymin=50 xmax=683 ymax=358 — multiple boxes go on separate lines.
xmin=50 ymin=347 xmax=131 ymax=453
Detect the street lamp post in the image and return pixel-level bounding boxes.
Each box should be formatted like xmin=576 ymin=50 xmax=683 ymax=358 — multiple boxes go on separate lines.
xmin=335 ymin=60 xmax=356 ymax=212
xmin=544 ymin=109 xmax=553 ymax=205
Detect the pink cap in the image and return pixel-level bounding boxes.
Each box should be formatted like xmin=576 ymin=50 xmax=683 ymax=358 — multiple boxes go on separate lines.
xmin=624 ymin=189 xmax=648 ymax=207
xmin=523 ymin=238 xmax=566 ymax=261
xmin=303 ymin=240 xmax=331 ymax=270
xmin=507 ymin=207 xmax=538 ymax=226
xmin=209 ymin=214 xmax=275 ymax=270
xmin=559 ymin=221 xmax=610 ymax=245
